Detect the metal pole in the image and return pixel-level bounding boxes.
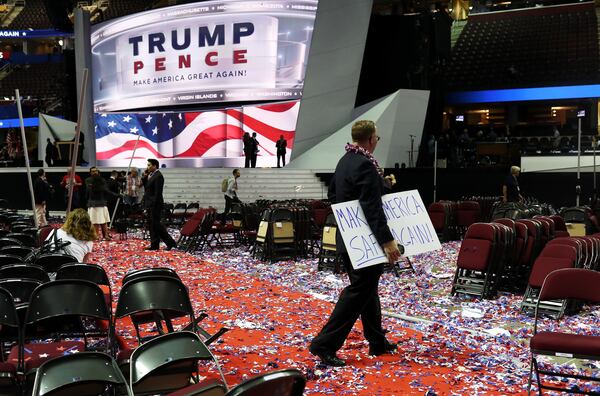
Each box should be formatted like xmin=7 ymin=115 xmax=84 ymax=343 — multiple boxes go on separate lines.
xmin=16 ymin=89 xmax=38 ymax=227
xmin=66 ymin=68 xmax=89 ymax=215
xmin=594 ymin=137 xmax=597 ymax=203
xmin=577 ymin=117 xmax=581 ymax=206
xmin=110 ymin=135 xmax=141 ymax=228
xmin=433 ymin=140 xmax=438 ymax=202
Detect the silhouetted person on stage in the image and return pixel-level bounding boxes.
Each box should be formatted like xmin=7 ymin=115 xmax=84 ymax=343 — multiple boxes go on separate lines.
xmin=250 ymin=132 xmax=259 ymax=168
xmin=242 ymin=132 xmax=252 ymax=168
xmin=143 ymin=158 xmax=176 ymax=251
xmin=276 ymin=135 xmax=287 ymax=168
xmin=309 ymin=120 xmax=401 ymax=367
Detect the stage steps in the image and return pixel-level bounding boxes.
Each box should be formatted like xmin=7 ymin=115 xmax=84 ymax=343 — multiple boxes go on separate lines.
xmin=160 ymin=168 xmax=328 ymax=210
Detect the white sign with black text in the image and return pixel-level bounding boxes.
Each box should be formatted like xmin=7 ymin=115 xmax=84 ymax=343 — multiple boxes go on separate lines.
xmin=332 ymin=190 xmax=441 ymax=270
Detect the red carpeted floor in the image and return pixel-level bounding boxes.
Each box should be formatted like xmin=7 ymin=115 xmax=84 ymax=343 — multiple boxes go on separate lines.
xmin=88 ymin=237 xmax=540 ymax=395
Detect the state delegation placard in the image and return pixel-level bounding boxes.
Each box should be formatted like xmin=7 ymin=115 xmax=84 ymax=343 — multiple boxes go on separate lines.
xmin=332 ymin=190 xmax=441 ymax=270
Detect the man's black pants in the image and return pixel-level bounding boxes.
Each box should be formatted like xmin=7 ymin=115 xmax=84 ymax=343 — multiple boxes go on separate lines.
xmin=147 ymin=207 xmax=176 ymax=248
xmin=310 ymin=254 xmax=387 ymax=353
xmin=222 ymin=195 xmax=240 ymax=222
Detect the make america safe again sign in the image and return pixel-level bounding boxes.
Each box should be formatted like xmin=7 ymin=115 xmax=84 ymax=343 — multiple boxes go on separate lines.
xmin=332 ymin=190 xmax=441 ymax=270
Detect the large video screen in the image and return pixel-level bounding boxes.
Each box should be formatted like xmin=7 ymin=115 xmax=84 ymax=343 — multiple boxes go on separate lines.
xmin=91 ymin=1 xmax=319 ymax=112
xmin=95 ymin=100 xmax=299 ymax=168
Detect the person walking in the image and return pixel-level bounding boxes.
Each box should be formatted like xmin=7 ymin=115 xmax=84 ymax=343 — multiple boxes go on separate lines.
xmin=276 ymin=135 xmax=287 ymax=168
xmin=309 ymin=120 xmax=401 ymax=367
xmin=87 ymin=167 xmax=118 ymax=240
xmin=222 ymin=168 xmax=241 ymax=222
xmin=125 ymin=168 xmax=143 ymax=205
xmin=33 ymin=169 xmax=51 ymax=226
xmin=142 ymin=159 xmax=177 ymax=251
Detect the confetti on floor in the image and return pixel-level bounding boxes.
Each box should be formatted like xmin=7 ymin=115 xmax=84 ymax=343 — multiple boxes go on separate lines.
xmin=89 ymin=237 xmax=600 ymax=395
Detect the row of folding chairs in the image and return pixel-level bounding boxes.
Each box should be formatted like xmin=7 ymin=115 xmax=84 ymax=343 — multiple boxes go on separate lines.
xmin=428 ymin=200 xmax=482 ymax=242
xmin=0 ymin=266 xmax=230 ymax=395
xmin=451 ymin=222 xmax=511 ymax=299
xmin=178 ymin=208 xmax=245 ymax=252
xmin=253 ymin=208 xmax=297 ymax=262
xmin=520 ymin=234 xmax=600 ymax=318
xmin=25 ymin=348 xmax=305 ymax=396
xmin=451 ymin=215 xmax=567 ymax=299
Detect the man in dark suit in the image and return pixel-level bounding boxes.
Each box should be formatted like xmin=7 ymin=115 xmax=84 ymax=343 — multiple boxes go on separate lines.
xmin=309 ymin=120 xmax=401 ymax=367
xmin=143 ymin=159 xmax=177 ymax=251
xmin=250 ymin=132 xmax=259 ymax=168
xmin=276 ymin=135 xmax=287 ymax=168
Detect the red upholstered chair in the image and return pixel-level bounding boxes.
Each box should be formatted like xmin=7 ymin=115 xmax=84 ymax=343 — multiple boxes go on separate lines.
xmin=528 ymin=268 xmax=600 ymax=395
xmin=521 ymin=244 xmax=577 ymax=318
xmin=456 ymin=201 xmax=481 ymax=237
xmin=178 ymin=209 xmax=208 ymax=252
xmin=546 ymin=238 xmax=583 ymax=267
xmin=549 ymin=215 xmax=570 ymax=238
xmin=428 ymin=202 xmax=449 ymax=241
xmin=451 ymin=223 xmax=500 ymax=299
xmin=516 ymin=219 xmax=543 ymax=269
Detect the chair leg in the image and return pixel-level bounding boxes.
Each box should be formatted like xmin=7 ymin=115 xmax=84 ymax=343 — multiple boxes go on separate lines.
xmin=528 ymin=356 xmax=534 ymax=396
xmin=533 ymin=357 xmax=543 ymax=396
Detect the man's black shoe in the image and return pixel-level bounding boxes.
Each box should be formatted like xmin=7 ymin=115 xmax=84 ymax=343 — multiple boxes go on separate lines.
xmin=309 ymin=348 xmax=346 ymax=367
xmin=368 ymin=341 xmax=397 ymax=356
xmin=144 ymin=246 xmax=159 ymax=251
xmin=165 ymin=244 xmax=177 ymax=251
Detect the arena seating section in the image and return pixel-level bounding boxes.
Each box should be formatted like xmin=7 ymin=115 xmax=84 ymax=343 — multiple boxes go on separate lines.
xmin=7 ymin=0 xmax=52 ymax=30
xmin=446 ymin=2 xmax=600 ymax=90
xmin=0 ymin=63 xmax=64 ymax=99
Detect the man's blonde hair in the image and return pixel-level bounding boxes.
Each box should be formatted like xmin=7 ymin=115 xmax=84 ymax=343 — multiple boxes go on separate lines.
xmin=511 ymin=166 xmax=521 ymax=174
xmin=351 ymin=120 xmax=376 ymax=142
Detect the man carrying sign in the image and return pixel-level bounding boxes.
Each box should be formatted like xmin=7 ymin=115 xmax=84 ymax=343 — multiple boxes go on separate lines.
xmin=309 ymin=120 xmax=401 ymax=367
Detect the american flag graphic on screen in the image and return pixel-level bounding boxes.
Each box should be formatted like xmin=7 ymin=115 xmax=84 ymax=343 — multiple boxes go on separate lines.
xmin=95 ymin=100 xmax=299 ymax=167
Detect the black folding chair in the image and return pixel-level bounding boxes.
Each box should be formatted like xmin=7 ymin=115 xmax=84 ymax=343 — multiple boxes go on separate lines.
xmin=129 ymin=331 xmax=227 ymax=395
xmin=33 ymin=253 xmax=77 ymax=273
xmin=225 ymin=369 xmax=306 ymax=396
xmin=0 ymin=264 xmax=50 ymax=283
xmin=31 ymin=352 xmax=132 ymax=396
xmin=0 ymin=287 xmax=19 ymax=394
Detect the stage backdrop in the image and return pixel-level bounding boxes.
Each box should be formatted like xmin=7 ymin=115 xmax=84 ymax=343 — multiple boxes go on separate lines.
xmin=90 ymin=0 xmax=318 ymax=112
xmin=95 ymin=100 xmax=299 ymax=168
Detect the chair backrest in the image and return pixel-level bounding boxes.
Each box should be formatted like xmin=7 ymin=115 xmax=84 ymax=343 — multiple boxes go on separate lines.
xmin=24 ymin=280 xmax=110 ymax=327
xmin=457 ymin=201 xmax=481 ymax=227
xmin=0 ymin=264 xmax=50 ymax=283
xmin=0 ymin=278 xmax=43 ymax=304
xmin=34 ymin=253 xmax=78 ymax=273
xmin=0 ymin=253 xmax=24 ymax=266
xmin=457 ymin=223 xmax=496 ymax=271
xmin=539 ymin=268 xmax=600 ymax=302
xmin=56 ymin=263 xmax=111 ymax=287
xmin=0 ymin=237 xmax=22 ymax=248
xmin=130 ymin=331 xmax=218 ymax=395
xmin=549 ymin=214 xmax=568 ymax=232
xmin=6 ymin=232 xmax=36 ymax=247
xmin=0 ymin=245 xmax=34 ymax=259
xmin=115 ymin=276 xmax=193 ymax=321
xmin=122 ymin=267 xmax=181 ymax=286
xmin=427 ymin=203 xmax=447 ymax=232
xmin=0 ymin=286 xmax=19 ymax=329
xmin=539 ymin=244 xmax=578 ymax=263
xmin=31 ymin=352 xmax=132 ymax=396
xmin=225 ymin=369 xmax=306 ymax=396
xmin=180 ymin=218 xmax=203 ymax=237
